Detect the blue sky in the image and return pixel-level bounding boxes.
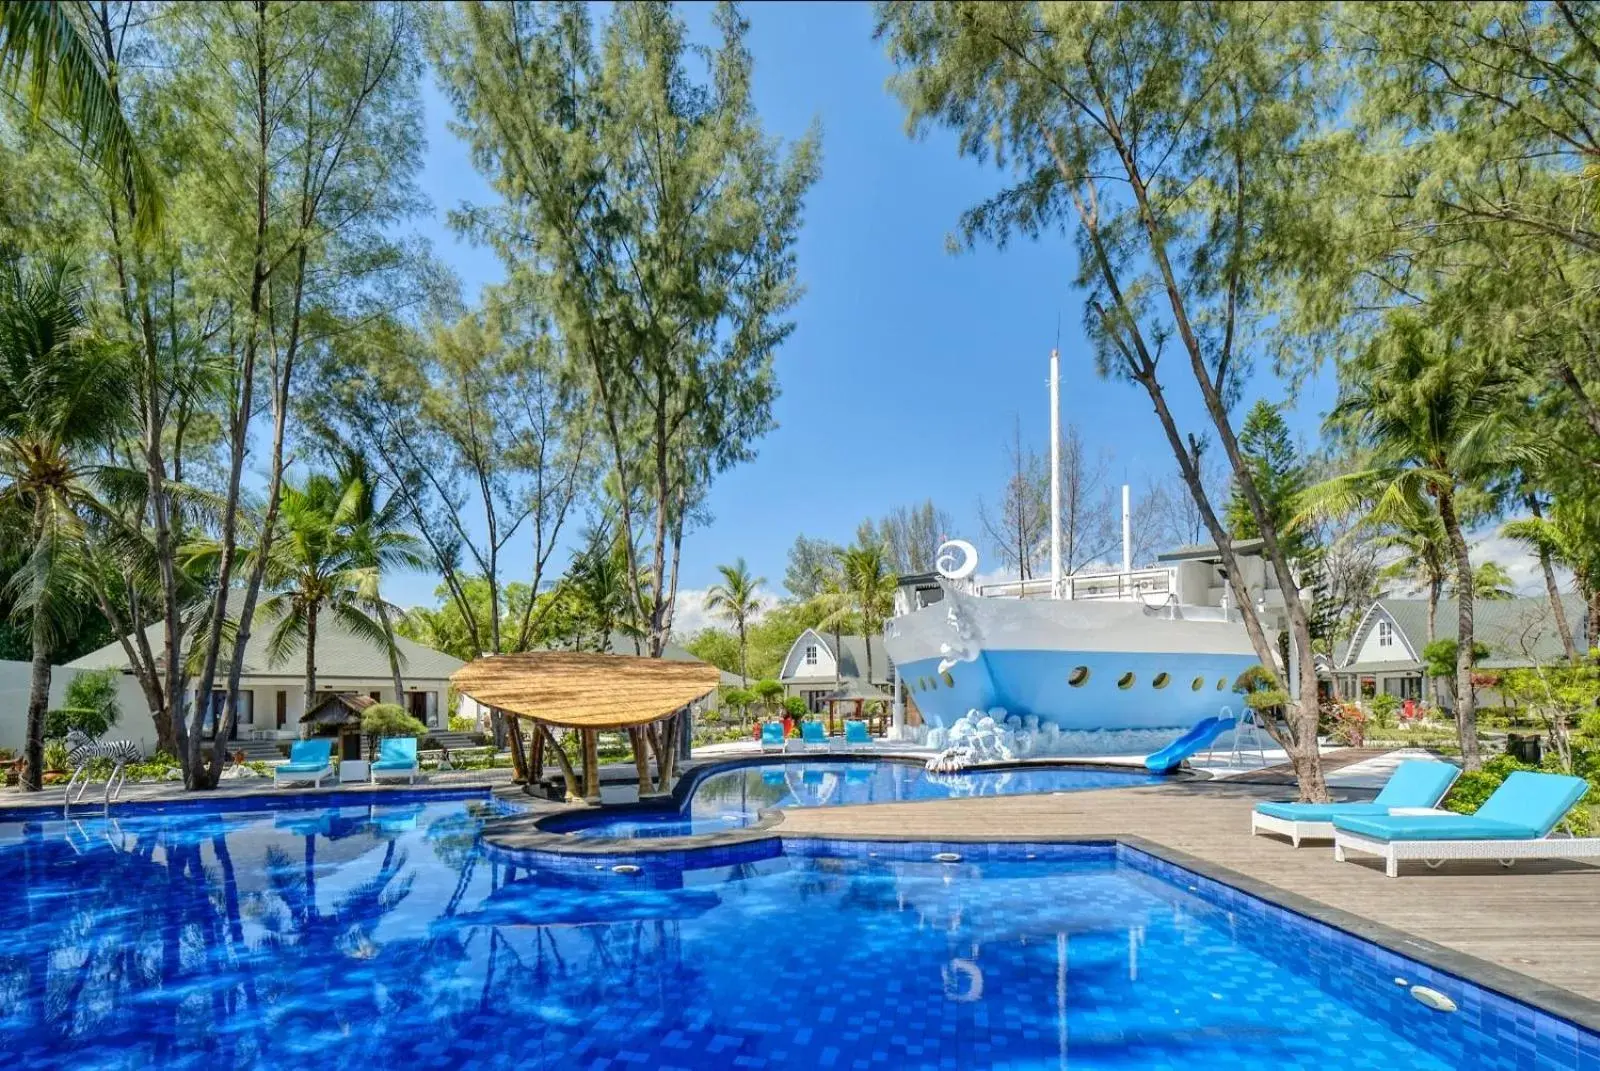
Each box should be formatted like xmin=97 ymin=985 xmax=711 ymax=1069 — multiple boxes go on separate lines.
xmin=391 ymin=1 xmax=1349 ymax=622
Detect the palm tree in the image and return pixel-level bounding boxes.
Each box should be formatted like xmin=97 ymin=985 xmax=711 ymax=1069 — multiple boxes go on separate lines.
xmin=704 ymin=558 xmax=764 ymax=684
xmin=839 ymin=543 xmax=897 ymax=684
xmin=255 ymin=474 xmax=396 ymax=721
xmin=1503 ymin=498 xmax=1598 ymax=661
xmin=0 ymin=2 xmax=163 ymax=238
xmin=335 ymin=450 xmax=426 ymax=705
xmin=0 ymin=255 xmax=133 ymax=789
xmin=1456 ymin=561 xmax=1515 ymax=601
xmin=1309 ymin=312 xmax=1527 ymax=769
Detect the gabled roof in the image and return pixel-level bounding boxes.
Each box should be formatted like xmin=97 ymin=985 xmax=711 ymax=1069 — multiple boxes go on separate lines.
xmin=1340 ymin=595 xmax=1587 ymax=669
xmin=66 ymin=593 xmax=464 ymax=682
xmin=779 ymin=629 xmax=892 ymax=685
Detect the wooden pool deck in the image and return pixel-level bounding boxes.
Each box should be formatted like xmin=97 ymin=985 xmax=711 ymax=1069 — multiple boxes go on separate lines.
xmin=773 ymin=778 xmax=1600 ymax=1027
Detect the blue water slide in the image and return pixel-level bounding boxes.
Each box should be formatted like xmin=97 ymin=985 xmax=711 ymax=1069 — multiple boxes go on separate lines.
xmin=1144 ymin=715 xmax=1236 ymax=773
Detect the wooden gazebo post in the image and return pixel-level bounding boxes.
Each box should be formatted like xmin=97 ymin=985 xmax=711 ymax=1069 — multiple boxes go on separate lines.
xmin=581 ymin=729 xmax=601 ymax=802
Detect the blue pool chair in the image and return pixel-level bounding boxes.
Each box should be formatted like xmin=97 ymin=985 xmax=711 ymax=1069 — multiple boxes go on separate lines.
xmin=275 ymin=739 xmax=334 ymax=788
xmin=760 ymin=721 xmax=786 ymax=752
xmin=801 ymin=721 xmax=830 ymax=752
xmin=1250 ymin=759 xmax=1460 ymax=847
xmin=844 ymin=720 xmax=872 ymax=748
xmin=370 ymin=737 xmax=420 ymax=785
xmin=1332 ymin=771 xmax=1596 ymax=877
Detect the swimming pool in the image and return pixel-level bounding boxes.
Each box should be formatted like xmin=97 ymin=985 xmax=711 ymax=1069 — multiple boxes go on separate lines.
xmin=545 ymin=759 xmax=1168 ymax=839
xmin=2 ymin=794 xmax=1594 ymax=1069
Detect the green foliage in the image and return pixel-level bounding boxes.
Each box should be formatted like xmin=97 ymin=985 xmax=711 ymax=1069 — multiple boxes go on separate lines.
xmin=705 ymin=558 xmax=766 ymax=681
xmin=360 ymin=703 xmax=426 ymax=739
xmin=1228 ymin=402 xmax=1312 ymax=560
xmin=783 ymin=696 xmax=809 ymax=719
xmin=447 ymin=715 xmax=478 ymax=734
xmin=785 ymin=535 xmax=843 ymax=601
xmin=43 ymin=706 xmax=111 ymax=741
xmin=1232 ymin=664 xmax=1280 ymax=695
xmin=1422 ymin=639 xmax=1491 ymax=680
xmin=1368 ymin=692 xmax=1401 ymax=730
xmin=41 ymin=740 xmax=68 ymax=774
xmin=63 ymin=668 xmax=120 ymax=728
xmin=752 ymin=679 xmax=785 ymax=715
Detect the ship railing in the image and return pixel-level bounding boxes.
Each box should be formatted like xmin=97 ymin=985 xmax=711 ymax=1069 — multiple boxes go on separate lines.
xmin=976 ymin=567 xmax=1176 ymax=602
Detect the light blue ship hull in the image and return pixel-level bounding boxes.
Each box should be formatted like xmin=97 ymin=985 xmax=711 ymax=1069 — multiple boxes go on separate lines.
xmin=883 ymin=588 xmax=1262 ymax=736
xmin=895 ymin=649 xmax=1259 ymax=732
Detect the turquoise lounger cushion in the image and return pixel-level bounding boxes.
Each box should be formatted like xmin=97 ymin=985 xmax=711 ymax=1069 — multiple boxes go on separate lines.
xmin=277 ymin=762 xmax=328 ymax=774
xmin=1370 ymin=760 xmax=1461 ymax=808
xmin=1255 ymin=801 xmax=1393 ymax=822
xmin=287 ymin=740 xmax=332 ymax=766
xmin=761 ymin=722 xmax=784 ymax=744
xmin=1475 ymin=771 xmax=1589 ymax=836
xmin=844 ymin=720 xmax=870 ymax=744
xmin=375 ymin=738 xmax=417 ymax=766
xmin=801 ymin=722 xmax=826 ymax=743
xmin=1331 ymin=814 xmax=1539 ymax=842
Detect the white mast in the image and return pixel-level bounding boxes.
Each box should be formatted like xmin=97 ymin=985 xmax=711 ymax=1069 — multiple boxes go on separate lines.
xmin=1049 ymin=349 xmax=1062 ymax=598
xmin=1121 ymin=483 xmax=1132 ymax=575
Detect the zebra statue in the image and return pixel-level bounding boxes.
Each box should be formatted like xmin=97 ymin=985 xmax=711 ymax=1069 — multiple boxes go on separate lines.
xmin=63 ymin=729 xmax=142 ymax=811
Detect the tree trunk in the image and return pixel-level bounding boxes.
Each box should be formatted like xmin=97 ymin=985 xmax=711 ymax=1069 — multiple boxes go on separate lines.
xmin=538 ymin=723 xmax=581 ymax=800
xmin=580 ymin=729 xmax=601 ymax=802
xmin=22 ymin=595 xmax=51 ymax=793
xmin=375 ymin=596 xmax=407 ymax=704
xmin=1529 ymin=496 xmax=1578 ymax=663
xmin=505 ymin=713 xmax=528 ymax=784
xmin=1435 ymin=485 xmax=1480 ymax=770
xmin=628 ymin=727 xmax=652 ymax=796
xmin=737 ymin=619 xmax=747 ymax=685
xmin=301 ymin=606 xmax=319 ymax=741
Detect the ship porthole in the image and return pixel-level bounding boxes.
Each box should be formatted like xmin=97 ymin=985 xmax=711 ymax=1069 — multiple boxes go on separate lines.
xmin=1117 ymin=672 xmax=1136 ymax=690
xmin=941 ymin=670 xmax=955 ymax=688
xmin=1068 ymin=666 xmax=1090 ymax=687
xmin=1152 ymin=672 xmax=1170 ymax=689
xmin=1191 ymin=676 xmax=1204 ymax=691
xmin=1217 ymin=678 xmax=1227 ymax=690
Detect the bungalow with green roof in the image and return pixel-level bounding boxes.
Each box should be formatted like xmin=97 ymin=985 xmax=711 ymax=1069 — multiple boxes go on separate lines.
xmin=53 ymin=598 xmax=464 ymax=754
xmin=1333 ymin=594 xmax=1588 ymax=707
xmin=777 ymin=629 xmax=893 ymax=713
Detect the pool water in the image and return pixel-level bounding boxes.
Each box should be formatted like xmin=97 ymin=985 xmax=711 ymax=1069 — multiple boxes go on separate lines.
xmin=549 ymin=760 xmax=1168 ymax=839
xmin=2 ymin=796 xmax=1591 ymax=1070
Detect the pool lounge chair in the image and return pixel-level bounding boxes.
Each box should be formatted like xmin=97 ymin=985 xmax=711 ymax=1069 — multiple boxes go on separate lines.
xmin=843 ymin=720 xmax=873 ymax=749
xmin=760 ymin=722 xmax=786 ymax=752
xmin=1332 ymin=771 xmax=1597 ymax=877
xmin=370 ymin=737 xmax=420 ymax=785
xmin=1251 ymin=759 xmax=1461 ymax=847
xmin=275 ymin=740 xmax=334 ymax=788
xmin=801 ymin=721 xmax=830 ymax=752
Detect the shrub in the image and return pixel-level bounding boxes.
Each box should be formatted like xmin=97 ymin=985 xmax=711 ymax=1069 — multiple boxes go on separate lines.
xmin=362 ymin=703 xmax=427 ymax=738
xmin=43 ymin=741 xmax=70 ymax=774
xmin=44 ymin=706 xmax=112 ymax=742
xmin=448 ymin=714 xmax=477 ymax=733
xmin=64 ymin=669 xmax=121 ymax=729
xmin=1368 ymin=693 xmax=1400 ymax=731
xmin=783 ymin=696 xmax=808 ymax=719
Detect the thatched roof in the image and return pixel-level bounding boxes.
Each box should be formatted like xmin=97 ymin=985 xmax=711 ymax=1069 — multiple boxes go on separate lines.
xmin=451 ymin=651 xmax=721 ymax=729
xmin=301 ymin=692 xmax=377 ymax=726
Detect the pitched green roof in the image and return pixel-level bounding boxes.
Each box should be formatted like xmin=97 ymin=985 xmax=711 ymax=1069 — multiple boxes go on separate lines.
xmin=1343 ymin=595 xmax=1587 ymax=669
xmin=67 ymin=593 xmax=463 ymax=681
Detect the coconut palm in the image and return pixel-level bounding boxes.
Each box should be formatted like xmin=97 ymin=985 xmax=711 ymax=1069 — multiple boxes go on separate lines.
xmin=255 ymin=473 xmax=397 ymax=711
xmin=0 ymin=2 xmax=162 ymax=238
xmin=1454 ymin=561 xmax=1515 ymax=601
xmin=839 ymin=542 xmax=897 ymax=684
xmin=705 ymin=558 xmax=764 ymax=684
xmin=1305 ymin=312 xmax=1530 ymax=769
xmin=335 ymin=449 xmax=426 ymax=703
xmin=0 ymin=255 xmax=133 ymax=789
xmin=1503 ymin=498 xmax=1600 ymax=660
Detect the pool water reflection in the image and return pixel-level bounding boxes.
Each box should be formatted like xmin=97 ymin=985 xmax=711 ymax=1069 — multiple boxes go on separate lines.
xmin=0 ymin=796 xmax=1572 ymax=1070
xmin=548 ymin=759 xmax=1167 ymax=839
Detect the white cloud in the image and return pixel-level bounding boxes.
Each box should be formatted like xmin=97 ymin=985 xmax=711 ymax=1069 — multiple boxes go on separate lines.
xmin=670 ymin=584 xmax=774 ymax=638
xmin=1468 ymin=533 xmax=1572 ymax=596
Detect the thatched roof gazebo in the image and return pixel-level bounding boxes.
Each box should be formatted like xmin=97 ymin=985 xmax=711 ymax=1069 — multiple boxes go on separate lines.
xmin=451 ymin=651 xmax=721 ymax=802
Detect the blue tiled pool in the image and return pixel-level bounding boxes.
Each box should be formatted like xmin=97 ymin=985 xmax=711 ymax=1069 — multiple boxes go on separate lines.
xmin=1 ymin=795 xmax=1594 ymax=1069
xmin=546 ymin=759 xmax=1168 ymax=839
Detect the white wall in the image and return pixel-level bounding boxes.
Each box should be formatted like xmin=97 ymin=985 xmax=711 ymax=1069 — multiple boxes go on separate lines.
xmin=1351 ymin=611 xmax=1412 ymax=664
xmin=0 ymin=660 xmax=33 ymax=753
xmin=782 ymin=631 xmax=838 ymax=681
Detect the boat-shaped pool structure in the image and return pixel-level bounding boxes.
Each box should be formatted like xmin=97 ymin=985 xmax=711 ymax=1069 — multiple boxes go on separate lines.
xmin=2 ymin=788 xmax=1597 ymax=1069
xmin=538 ymin=757 xmax=1168 ymax=840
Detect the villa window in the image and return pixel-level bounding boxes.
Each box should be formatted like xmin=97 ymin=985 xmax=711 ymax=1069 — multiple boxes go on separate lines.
xmin=804 ymin=644 xmax=818 ymax=667
xmin=1377 ymin=620 xmax=1394 ymax=648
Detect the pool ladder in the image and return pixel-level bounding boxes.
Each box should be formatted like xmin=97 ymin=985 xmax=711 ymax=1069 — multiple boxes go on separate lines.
xmin=1203 ymin=706 xmax=1269 ymax=768
xmin=62 ymin=761 xmax=129 ymax=817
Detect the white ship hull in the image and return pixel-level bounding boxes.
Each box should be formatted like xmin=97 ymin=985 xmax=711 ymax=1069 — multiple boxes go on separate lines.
xmin=884 ymin=588 xmax=1260 ymax=734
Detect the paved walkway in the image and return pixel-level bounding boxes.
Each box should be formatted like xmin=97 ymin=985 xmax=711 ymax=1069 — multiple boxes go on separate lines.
xmin=771 ymin=778 xmax=1600 ymax=1025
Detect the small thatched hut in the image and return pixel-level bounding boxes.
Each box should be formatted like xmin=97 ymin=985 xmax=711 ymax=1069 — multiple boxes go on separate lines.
xmin=451 ymin=651 xmax=721 ymax=801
